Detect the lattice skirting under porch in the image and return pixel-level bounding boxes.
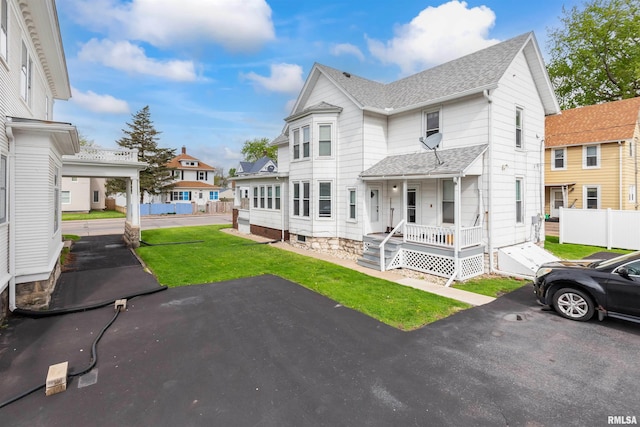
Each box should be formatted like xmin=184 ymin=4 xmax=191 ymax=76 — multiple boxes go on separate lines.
xmin=387 ymin=249 xmax=484 ymax=280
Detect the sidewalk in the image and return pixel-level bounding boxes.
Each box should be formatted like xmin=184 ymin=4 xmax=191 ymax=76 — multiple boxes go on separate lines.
xmin=221 ymin=229 xmax=495 ymax=306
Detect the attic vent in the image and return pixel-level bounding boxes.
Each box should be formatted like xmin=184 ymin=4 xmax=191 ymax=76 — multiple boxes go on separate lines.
xmin=267 ymin=165 xmax=275 ymax=172
xmin=343 ymin=72 xmax=351 ymax=78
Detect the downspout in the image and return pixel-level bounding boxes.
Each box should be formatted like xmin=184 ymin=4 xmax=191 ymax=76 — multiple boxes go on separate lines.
xmin=619 ymin=141 xmax=623 ymax=210
xmin=483 ymin=89 xmax=495 ymax=273
xmin=6 ymin=125 xmax=16 ymax=311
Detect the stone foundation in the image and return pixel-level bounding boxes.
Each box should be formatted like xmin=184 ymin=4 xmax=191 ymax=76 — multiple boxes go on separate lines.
xmin=124 ymin=221 xmax=141 ymax=248
xmin=250 ymin=224 xmax=289 ymax=241
xmin=15 ymin=261 xmax=61 ymax=310
xmin=0 ymin=286 xmax=8 ymax=325
xmin=289 ymin=234 xmax=363 ymax=259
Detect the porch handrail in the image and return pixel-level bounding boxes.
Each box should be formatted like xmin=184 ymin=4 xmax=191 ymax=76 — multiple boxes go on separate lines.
xmin=380 ymin=219 xmax=405 ymax=272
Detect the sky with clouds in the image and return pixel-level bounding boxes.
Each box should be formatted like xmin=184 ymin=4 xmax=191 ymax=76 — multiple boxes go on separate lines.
xmin=54 ymin=0 xmax=582 ymax=175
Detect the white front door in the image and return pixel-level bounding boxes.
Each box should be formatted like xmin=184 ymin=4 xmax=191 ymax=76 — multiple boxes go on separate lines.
xmin=369 ymin=187 xmax=382 ymax=232
xmin=551 ymin=189 xmax=564 ymax=217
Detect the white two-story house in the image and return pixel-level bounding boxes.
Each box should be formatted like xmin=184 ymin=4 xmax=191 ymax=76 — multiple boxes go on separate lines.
xmin=233 ymin=32 xmax=560 ymax=281
xmin=164 ymin=146 xmax=220 ymax=207
xmin=0 ymin=0 xmax=80 ymax=319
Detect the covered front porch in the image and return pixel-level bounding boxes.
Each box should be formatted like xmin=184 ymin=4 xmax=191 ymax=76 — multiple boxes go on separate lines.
xmin=357 ymin=144 xmax=487 ymax=282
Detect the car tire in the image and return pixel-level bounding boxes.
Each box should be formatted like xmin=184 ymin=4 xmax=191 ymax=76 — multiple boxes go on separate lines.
xmin=552 ymin=288 xmax=595 ymax=321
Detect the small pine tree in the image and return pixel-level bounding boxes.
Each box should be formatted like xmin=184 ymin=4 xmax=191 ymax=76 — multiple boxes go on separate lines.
xmin=106 ymin=106 xmax=176 ymax=202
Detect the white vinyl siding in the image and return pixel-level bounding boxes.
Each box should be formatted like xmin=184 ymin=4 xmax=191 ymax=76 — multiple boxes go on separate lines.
xmin=0 ymin=155 xmax=5 ymax=223
xmin=0 ymin=0 xmax=7 ymax=61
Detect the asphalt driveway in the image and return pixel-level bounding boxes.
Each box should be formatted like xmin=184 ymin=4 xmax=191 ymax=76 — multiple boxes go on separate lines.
xmin=1 ymin=236 xmax=639 ymax=426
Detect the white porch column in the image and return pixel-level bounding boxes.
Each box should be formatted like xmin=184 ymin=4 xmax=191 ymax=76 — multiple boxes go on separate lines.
xmin=125 ymin=178 xmax=132 ymax=223
xmin=402 ymin=179 xmax=408 ymax=238
xmin=454 ymin=176 xmax=461 ymax=280
xmin=130 ymin=176 xmax=141 ymax=227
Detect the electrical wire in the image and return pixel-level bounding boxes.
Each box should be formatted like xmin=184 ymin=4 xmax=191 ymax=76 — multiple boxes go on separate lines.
xmin=0 ymin=286 xmax=167 ymax=409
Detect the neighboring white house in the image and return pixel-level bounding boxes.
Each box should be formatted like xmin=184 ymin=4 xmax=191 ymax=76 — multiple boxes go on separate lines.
xmin=61 ymin=177 xmax=106 ymax=212
xmin=233 ymin=32 xmax=560 ymax=281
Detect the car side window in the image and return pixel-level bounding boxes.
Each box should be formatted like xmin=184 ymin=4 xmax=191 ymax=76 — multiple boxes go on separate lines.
xmin=621 ymin=260 xmax=640 ymax=276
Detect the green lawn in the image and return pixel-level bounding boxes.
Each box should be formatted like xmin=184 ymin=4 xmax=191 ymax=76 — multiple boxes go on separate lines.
xmin=136 ymin=225 xmax=471 ymax=330
xmin=62 ymin=210 xmax=125 ymax=221
xmin=543 ymin=236 xmax=631 ymax=260
xmin=453 ymin=276 xmax=527 ymax=297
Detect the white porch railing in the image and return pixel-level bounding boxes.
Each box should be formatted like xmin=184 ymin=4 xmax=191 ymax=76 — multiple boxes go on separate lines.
xmin=71 ymin=147 xmax=140 ymax=163
xmin=404 ymin=224 xmax=482 ymax=249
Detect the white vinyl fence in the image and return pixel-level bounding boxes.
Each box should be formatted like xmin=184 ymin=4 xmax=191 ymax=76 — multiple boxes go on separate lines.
xmin=559 ymin=207 xmax=640 ymax=250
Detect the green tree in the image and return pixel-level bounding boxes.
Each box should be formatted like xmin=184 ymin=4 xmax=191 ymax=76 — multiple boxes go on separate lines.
xmin=228 ymin=167 xmax=237 ymax=177
xmin=547 ymin=0 xmax=640 ymax=109
xmin=241 ymin=137 xmax=277 ymax=162
xmin=106 ymin=106 xmax=176 ymax=202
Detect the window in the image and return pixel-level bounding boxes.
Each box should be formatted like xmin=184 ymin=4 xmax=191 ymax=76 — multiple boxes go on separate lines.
xmin=275 ymin=185 xmax=280 ymax=210
xmin=516 ymin=178 xmax=523 ymax=223
xmin=348 ymin=189 xmax=356 ymax=220
xmin=253 ymin=187 xmax=258 ymax=208
xmin=0 ymin=155 xmax=5 ymax=223
xmin=584 ymin=145 xmax=599 ymax=168
xmin=318 ymin=182 xmax=331 ymax=218
xmin=629 ymin=185 xmax=636 ymax=204
xmin=267 ymin=186 xmax=273 ymax=209
xmin=319 ymin=124 xmax=331 ymax=156
xmin=71 ymin=177 xmax=78 ymax=182
xmin=171 ymin=191 xmax=191 ymax=201
xmin=198 ymin=171 xmax=206 ymax=180
xmin=198 ymin=192 xmax=203 ymax=199
xmin=61 ymin=191 xmax=71 ymax=204
xmin=93 ymin=190 xmax=99 ymax=203
xmin=209 ymin=191 xmax=219 ymax=201
xmin=585 ymin=186 xmax=599 ymax=209
xmin=21 ymin=41 xmax=32 ymax=104
xmin=293 ymin=183 xmax=300 ymax=216
xmin=553 ymin=148 xmax=566 ymax=170
xmin=260 ymin=186 xmax=265 ymax=208
xmin=293 ymin=129 xmax=300 ymax=160
xmin=442 ymin=180 xmax=454 ymax=223
xmin=515 ymin=107 xmax=523 ymax=148
xmin=425 ymin=111 xmax=440 ymax=137
xmin=45 ymin=96 xmax=49 ymax=120
xmin=54 ymin=167 xmax=59 ymax=232
xmin=407 ymin=188 xmax=416 ymax=223
xmin=302 ymin=126 xmax=310 ymax=158
xmin=0 ymin=0 xmax=7 ymax=61
xmin=293 ymin=181 xmax=310 ymax=217
xmin=630 ymin=141 xmax=635 ymax=158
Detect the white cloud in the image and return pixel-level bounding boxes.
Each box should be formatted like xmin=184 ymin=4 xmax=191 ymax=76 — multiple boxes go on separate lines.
xmin=223 ymin=147 xmax=243 ymax=161
xmin=78 ymin=39 xmax=197 ymax=82
xmin=366 ymin=0 xmax=499 ymax=74
xmin=242 ymin=63 xmax=305 ymax=94
xmin=70 ymin=0 xmax=275 ymax=52
xmin=331 ymin=43 xmax=365 ymax=61
xmin=70 ymin=86 xmax=130 ymax=114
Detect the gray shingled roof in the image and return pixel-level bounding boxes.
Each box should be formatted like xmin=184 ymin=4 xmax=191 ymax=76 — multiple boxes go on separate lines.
xmin=360 ymin=144 xmax=487 ymax=178
xmin=237 ymin=157 xmax=277 ymax=175
xmin=316 ymin=32 xmax=532 ymax=111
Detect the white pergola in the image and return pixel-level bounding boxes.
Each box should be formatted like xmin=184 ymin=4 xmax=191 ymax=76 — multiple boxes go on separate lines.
xmin=62 ymin=147 xmax=147 ymax=243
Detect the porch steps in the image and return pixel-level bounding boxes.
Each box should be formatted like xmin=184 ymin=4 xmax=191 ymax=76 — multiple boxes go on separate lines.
xmin=356 ymin=235 xmax=402 ymax=271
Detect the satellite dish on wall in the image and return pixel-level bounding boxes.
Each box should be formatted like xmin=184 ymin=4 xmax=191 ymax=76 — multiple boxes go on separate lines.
xmin=419 ymin=132 xmax=444 ymax=165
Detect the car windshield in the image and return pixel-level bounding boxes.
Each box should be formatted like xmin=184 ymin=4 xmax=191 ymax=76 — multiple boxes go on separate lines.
xmin=593 ymin=251 xmax=640 ymax=270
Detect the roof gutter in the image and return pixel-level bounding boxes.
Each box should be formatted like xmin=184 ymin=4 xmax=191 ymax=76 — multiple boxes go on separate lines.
xmin=360 ymin=172 xmax=466 ymax=181
xmin=363 ymin=83 xmax=498 ymax=116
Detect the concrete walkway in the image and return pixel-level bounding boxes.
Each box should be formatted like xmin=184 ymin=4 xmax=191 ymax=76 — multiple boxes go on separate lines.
xmin=221 ymin=229 xmax=495 ymax=306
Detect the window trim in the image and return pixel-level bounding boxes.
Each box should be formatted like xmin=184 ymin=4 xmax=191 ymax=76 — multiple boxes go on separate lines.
xmin=442 ymin=179 xmax=454 ymax=224
xmin=302 ymin=126 xmax=310 ymax=158
xmin=583 ymin=144 xmax=600 ymax=169
xmin=347 ymin=188 xmax=357 ymax=222
xmin=292 ymin=181 xmax=310 ymax=218
xmin=583 ymin=185 xmax=600 ymax=209
xmin=1 ymin=0 xmax=8 ymax=62
xmin=318 ymin=123 xmax=332 ymax=157
xmin=318 ymin=181 xmax=332 ymax=219
xmin=551 ymin=147 xmax=566 ymax=170
xmin=423 ymin=109 xmax=441 ymax=138
xmin=21 ymin=41 xmax=33 ymax=105
xmin=515 ymin=177 xmax=524 ymax=224
xmin=515 ymin=107 xmax=523 ymax=149
xmin=292 ymin=128 xmax=300 ymax=160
